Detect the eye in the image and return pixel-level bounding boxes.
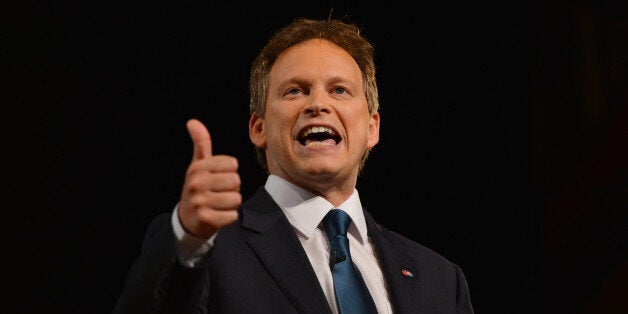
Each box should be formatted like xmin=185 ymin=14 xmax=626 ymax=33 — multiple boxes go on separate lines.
xmin=332 ymin=87 xmax=348 ymax=95
xmin=287 ymin=88 xmax=302 ymax=95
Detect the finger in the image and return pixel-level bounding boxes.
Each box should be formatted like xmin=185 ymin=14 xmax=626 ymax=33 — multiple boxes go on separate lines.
xmin=199 ymin=209 xmax=239 ymax=230
xmin=186 ymin=171 xmax=241 ymax=193
xmin=191 ymin=191 xmax=242 ymax=211
xmin=187 ymin=155 xmax=239 ymax=173
xmin=186 ymin=119 xmax=212 ymax=160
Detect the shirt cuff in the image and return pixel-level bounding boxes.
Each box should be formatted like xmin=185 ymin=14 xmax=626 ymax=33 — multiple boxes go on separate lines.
xmin=171 ymin=203 xmax=217 ymax=268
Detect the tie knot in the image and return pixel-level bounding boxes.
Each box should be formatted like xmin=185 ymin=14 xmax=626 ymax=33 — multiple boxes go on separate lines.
xmin=323 ymin=208 xmax=351 ymax=238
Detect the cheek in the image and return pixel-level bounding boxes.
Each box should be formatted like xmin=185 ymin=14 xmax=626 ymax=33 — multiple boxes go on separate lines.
xmin=264 ymin=118 xmax=291 ymax=148
xmin=346 ymin=110 xmax=374 ymax=134
xmin=266 ymin=107 xmax=298 ymax=136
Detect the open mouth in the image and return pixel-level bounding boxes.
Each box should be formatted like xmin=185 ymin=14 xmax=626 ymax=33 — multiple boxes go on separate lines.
xmin=297 ymin=126 xmax=341 ymax=146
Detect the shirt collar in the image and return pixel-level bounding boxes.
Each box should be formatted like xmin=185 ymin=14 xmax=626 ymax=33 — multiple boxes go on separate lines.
xmin=264 ymin=175 xmax=369 ymax=243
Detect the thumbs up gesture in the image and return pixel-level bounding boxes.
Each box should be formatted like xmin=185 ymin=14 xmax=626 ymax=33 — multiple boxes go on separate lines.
xmin=177 ymin=119 xmax=241 ymax=239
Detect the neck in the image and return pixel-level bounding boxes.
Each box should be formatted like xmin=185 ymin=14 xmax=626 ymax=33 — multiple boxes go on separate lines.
xmin=273 ymin=174 xmax=357 ymax=207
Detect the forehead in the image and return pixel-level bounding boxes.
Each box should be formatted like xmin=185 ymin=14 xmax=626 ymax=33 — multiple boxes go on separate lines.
xmin=269 ymin=39 xmax=362 ymax=82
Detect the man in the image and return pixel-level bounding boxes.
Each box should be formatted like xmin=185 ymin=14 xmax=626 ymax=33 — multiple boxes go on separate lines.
xmin=114 ymin=18 xmax=474 ymax=313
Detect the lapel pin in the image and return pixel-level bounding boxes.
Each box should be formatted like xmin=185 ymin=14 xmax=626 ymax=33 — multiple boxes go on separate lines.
xmin=401 ymin=269 xmax=414 ymax=278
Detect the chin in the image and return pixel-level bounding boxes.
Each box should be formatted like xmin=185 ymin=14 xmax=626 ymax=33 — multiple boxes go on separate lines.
xmin=300 ymin=163 xmax=339 ymax=177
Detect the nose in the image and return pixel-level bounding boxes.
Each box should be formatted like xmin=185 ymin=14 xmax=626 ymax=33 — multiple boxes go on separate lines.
xmin=304 ymin=88 xmax=331 ymax=115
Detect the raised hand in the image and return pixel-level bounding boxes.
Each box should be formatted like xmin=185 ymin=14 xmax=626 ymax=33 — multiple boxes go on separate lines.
xmin=177 ymin=119 xmax=241 ymax=239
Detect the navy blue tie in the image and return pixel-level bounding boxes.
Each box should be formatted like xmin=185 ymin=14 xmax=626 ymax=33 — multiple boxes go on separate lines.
xmin=323 ymin=209 xmax=378 ymax=314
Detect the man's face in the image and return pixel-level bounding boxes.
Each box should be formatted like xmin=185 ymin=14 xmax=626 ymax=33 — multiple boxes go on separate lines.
xmin=249 ymin=39 xmax=380 ymax=191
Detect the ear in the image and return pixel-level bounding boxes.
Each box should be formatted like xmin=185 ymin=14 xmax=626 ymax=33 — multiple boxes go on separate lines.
xmin=366 ymin=112 xmax=380 ymax=149
xmin=249 ymin=113 xmax=267 ymax=148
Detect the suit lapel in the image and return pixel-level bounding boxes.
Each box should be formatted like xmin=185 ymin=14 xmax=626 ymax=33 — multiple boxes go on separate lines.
xmin=365 ymin=211 xmax=424 ymax=313
xmin=241 ymin=188 xmax=332 ymax=314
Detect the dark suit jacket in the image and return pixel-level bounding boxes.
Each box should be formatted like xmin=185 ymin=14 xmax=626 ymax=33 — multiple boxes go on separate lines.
xmin=113 ymin=186 xmax=474 ymax=313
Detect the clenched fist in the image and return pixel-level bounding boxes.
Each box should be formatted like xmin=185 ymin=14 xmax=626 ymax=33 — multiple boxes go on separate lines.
xmin=177 ymin=119 xmax=241 ymax=239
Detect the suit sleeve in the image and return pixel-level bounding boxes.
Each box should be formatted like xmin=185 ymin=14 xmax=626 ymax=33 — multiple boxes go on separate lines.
xmin=112 ymin=213 xmax=210 ymax=314
xmin=454 ymin=263 xmax=474 ymax=313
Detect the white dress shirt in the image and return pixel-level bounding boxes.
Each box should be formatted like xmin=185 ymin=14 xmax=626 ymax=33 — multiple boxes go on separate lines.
xmin=172 ymin=174 xmax=393 ymax=314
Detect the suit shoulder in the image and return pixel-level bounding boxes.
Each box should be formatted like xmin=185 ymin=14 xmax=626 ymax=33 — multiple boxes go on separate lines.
xmin=377 ymin=224 xmax=460 ymax=269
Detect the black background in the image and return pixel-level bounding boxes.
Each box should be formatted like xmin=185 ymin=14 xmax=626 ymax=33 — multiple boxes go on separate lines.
xmin=5 ymin=0 xmax=627 ymax=313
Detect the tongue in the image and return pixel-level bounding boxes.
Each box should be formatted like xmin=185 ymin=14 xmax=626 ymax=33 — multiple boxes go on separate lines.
xmin=305 ymin=139 xmax=336 ymax=146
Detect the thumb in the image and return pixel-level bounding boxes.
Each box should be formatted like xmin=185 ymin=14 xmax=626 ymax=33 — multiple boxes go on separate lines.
xmin=186 ymin=118 xmax=212 ymax=160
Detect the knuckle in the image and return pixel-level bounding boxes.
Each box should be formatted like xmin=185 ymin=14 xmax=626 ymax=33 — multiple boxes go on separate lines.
xmin=189 ymin=195 xmax=206 ymax=209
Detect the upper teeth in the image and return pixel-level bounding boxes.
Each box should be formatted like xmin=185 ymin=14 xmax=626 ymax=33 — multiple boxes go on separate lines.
xmin=303 ymin=126 xmax=333 ymax=136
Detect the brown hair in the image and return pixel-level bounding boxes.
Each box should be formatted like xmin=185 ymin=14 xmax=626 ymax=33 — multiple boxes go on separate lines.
xmin=249 ymin=18 xmax=380 ymax=173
